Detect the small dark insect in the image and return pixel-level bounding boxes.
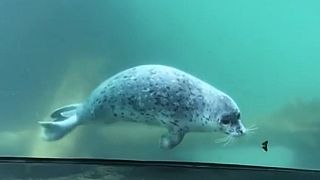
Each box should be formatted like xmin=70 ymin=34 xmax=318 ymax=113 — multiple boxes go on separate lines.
xmin=261 ymin=140 xmax=268 ymax=152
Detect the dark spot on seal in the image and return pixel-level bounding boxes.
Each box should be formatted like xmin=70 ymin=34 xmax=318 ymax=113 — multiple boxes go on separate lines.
xmin=178 ymin=128 xmax=185 ymax=133
xmin=161 ymin=112 xmax=169 ymax=117
xmin=160 ymin=120 xmax=166 ymax=124
xmin=170 ymin=121 xmax=179 ymax=127
xmin=114 ymin=113 xmax=118 ymax=117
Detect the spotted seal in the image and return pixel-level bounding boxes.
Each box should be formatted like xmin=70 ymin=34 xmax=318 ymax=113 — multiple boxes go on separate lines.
xmin=39 ymin=64 xmax=248 ymax=149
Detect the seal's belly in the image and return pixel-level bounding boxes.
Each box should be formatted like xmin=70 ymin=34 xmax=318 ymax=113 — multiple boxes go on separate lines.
xmin=80 ymin=65 xmax=218 ymax=129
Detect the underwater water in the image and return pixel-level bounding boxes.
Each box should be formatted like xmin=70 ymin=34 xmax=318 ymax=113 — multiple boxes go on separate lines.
xmin=1 ymin=0 xmax=320 ymax=171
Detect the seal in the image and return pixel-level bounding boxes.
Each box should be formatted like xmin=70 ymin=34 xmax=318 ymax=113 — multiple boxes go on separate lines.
xmin=39 ymin=64 xmax=248 ymax=149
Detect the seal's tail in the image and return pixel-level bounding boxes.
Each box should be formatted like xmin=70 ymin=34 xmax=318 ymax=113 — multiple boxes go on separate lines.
xmin=38 ymin=104 xmax=81 ymax=141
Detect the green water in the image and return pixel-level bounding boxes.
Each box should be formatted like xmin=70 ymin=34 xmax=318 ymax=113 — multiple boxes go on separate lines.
xmin=1 ymin=0 xmax=320 ymax=170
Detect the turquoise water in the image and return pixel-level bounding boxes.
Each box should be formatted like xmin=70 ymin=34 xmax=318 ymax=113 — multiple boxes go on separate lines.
xmin=1 ymin=0 xmax=320 ymax=170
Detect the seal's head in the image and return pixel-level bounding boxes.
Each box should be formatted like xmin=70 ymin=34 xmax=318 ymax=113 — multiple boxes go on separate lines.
xmin=216 ymin=95 xmax=247 ymax=137
xmin=218 ymin=110 xmax=246 ymax=137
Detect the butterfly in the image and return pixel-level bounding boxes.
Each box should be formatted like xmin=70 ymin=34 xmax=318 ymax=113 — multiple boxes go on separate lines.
xmin=261 ymin=140 xmax=268 ymax=152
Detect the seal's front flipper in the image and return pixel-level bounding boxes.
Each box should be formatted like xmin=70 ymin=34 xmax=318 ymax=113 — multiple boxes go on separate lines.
xmin=160 ymin=129 xmax=186 ymax=149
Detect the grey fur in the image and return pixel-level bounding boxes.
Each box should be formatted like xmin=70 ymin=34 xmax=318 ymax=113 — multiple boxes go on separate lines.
xmin=43 ymin=65 xmax=246 ymax=149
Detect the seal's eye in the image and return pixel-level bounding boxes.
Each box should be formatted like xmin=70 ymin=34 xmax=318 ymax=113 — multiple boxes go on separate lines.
xmin=221 ymin=118 xmax=230 ymax=125
xmin=237 ymin=113 xmax=240 ymax=119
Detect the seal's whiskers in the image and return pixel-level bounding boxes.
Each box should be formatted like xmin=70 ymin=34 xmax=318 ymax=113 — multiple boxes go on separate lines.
xmin=215 ymin=135 xmax=235 ymax=146
xmin=224 ymin=136 xmax=234 ymax=146
xmin=215 ymin=136 xmax=229 ymax=144
xmin=245 ymin=124 xmax=258 ymax=134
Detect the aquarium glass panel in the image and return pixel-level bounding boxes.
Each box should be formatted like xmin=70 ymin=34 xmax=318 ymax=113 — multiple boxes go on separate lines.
xmin=1 ymin=0 xmax=320 ymax=170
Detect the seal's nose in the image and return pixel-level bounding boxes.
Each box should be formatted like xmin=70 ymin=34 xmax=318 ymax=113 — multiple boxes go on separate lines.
xmin=236 ymin=127 xmax=244 ymax=135
xmin=236 ymin=123 xmax=246 ymax=135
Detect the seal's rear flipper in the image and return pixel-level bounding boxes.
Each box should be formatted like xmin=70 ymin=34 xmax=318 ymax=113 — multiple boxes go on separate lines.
xmin=38 ymin=115 xmax=78 ymax=141
xmin=39 ymin=104 xmax=81 ymax=141
xmin=50 ymin=104 xmax=81 ymax=121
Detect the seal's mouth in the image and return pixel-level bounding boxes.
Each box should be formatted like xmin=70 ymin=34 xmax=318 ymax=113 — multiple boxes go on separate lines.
xmin=216 ymin=123 xmax=257 ymax=146
xmin=228 ymin=124 xmax=258 ymax=137
xmin=215 ymin=127 xmax=246 ymax=146
xmin=223 ymin=123 xmax=246 ymax=137
xmin=226 ymin=129 xmax=245 ymax=137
